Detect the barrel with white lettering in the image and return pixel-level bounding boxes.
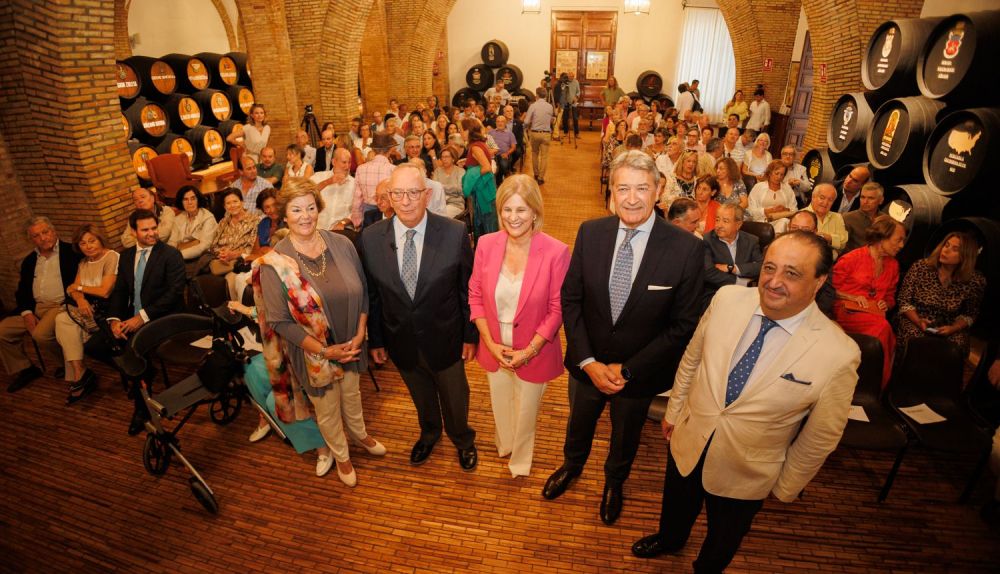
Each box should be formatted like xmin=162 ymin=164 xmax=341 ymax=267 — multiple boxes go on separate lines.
xmin=866 ymin=96 xmax=947 ymax=176
xmin=802 ymin=147 xmax=847 ymax=187
xmin=217 ymin=119 xmax=244 ymax=145
xmin=452 ymin=88 xmax=482 ymax=107
xmin=466 ymin=65 xmax=495 ymax=92
xmin=124 ymin=98 xmax=170 ymax=142
xmin=161 ymin=53 xmax=211 ymax=93
xmin=496 ymin=65 xmax=523 ymax=92
xmin=481 ymin=40 xmax=510 ymax=68
xmin=124 ymin=56 xmax=176 ymax=100
xmin=917 ymin=11 xmax=1000 ymax=105
xmin=882 ymin=184 xmax=950 ymax=271
xmin=155 ymin=134 xmax=195 ymax=165
xmin=862 ymin=18 xmax=942 ymax=96
xmin=163 ymin=94 xmax=203 ymax=130
xmin=224 ymin=85 xmax=255 ymax=121
xmin=225 ymin=52 xmax=252 ymax=86
xmin=115 ymin=61 xmax=141 ymax=102
xmin=184 ymin=126 xmax=226 ymax=170
xmin=922 ymin=108 xmax=999 ymax=197
xmin=194 ymin=52 xmax=240 ymax=89
xmin=127 ymin=140 xmax=158 ymax=181
xmin=192 ymin=89 xmax=232 ymax=126
xmin=827 ymin=92 xmax=883 ymax=159
xmin=121 ymin=112 xmax=131 ymax=140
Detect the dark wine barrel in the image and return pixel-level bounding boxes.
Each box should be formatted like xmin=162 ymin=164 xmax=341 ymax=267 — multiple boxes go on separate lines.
xmin=124 ymin=56 xmax=176 ymax=100
xmin=481 ymin=40 xmax=509 ymax=68
xmin=225 ymin=52 xmax=252 ymax=86
xmin=192 ymin=89 xmax=232 ymax=125
xmin=923 ymin=107 xmax=1000 ymax=198
xmin=866 ymin=96 xmax=947 ymax=176
xmin=636 ymin=71 xmax=663 ymax=99
xmin=926 ymin=216 xmax=1000 ymax=334
xmin=161 ymin=53 xmax=211 ymax=93
xmin=123 ymin=98 xmax=170 ymax=142
xmin=466 ymin=64 xmax=494 ymax=92
xmin=194 ymin=52 xmax=239 ymax=89
xmin=184 ymin=126 xmax=226 ymax=170
xmin=516 ymin=88 xmax=535 ymax=103
xmin=655 ymin=94 xmax=676 ymax=110
xmin=155 ymin=133 xmax=195 ymax=164
xmin=802 ymin=148 xmax=848 ymax=186
xmin=224 ymin=85 xmax=255 ymax=121
xmin=127 ymin=140 xmax=158 ymax=181
xmin=495 ymin=65 xmax=523 ymax=92
xmin=121 ymin=112 xmax=131 ymax=140
xmin=918 ymin=11 xmax=1000 ymax=105
xmin=827 ymin=92 xmax=882 ymax=159
xmin=217 ymin=119 xmax=244 ymax=144
xmin=882 ymin=184 xmax=950 ymax=271
xmin=862 ymin=17 xmax=942 ymax=96
xmin=115 ymin=61 xmax=141 ymax=102
xmin=452 ymin=88 xmax=482 ymax=107
xmin=162 ymin=94 xmax=202 ymax=131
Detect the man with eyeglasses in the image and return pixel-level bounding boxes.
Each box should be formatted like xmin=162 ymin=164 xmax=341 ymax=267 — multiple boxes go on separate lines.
xmin=360 ymin=165 xmax=479 ymax=472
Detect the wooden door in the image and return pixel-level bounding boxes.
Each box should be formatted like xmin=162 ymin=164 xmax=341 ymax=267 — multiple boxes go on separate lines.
xmin=785 ymin=33 xmax=813 ymax=150
xmin=551 ymin=11 xmax=617 ymax=106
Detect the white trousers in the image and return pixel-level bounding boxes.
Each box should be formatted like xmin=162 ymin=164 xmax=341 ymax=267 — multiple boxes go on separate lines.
xmin=486 ymin=368 xmax=546 ymax=477
xmin=307 ymin=370 xmax=368 ymax=462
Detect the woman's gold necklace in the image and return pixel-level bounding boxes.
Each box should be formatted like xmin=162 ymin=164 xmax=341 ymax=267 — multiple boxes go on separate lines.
xmin=293 ymin=235 xmax=327 ymax=277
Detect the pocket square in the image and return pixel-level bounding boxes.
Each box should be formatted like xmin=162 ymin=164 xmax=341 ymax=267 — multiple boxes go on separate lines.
xmin=781 ymin=373 xmax=812 ymax=385
xmin=647 ymin=285 xmax=672 ymax=291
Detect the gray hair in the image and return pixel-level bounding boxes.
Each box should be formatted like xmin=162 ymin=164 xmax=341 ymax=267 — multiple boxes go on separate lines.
xmin=862 ymin=181 xmax=884 ymax=199
xmin=25 ymin=216 xmax=55 ymax=236
xmin=609 ymin=150 xmax=660 ymax=188
xmin=718 ymin=202 xmax=745 ymax=221
xmin=706 ymin=138 xmax=723 ymax=154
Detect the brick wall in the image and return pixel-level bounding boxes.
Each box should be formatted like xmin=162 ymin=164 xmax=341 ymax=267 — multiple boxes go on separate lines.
xmin=0 ymin=130 xmax=34 ymax=310
xmin=114 ymin=0 xmax=132 ymax=59
xmin=360 ymin=0 xmax=391 ymax=115
xmin=317 ymin=0 xmax=376 ymax=132
xmin=384 ymin=0 xmax=456 ymax=105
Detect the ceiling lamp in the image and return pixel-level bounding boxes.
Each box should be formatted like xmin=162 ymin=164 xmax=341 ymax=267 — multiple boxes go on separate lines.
xmin=624 ymin=0 xmax=650 ymax=15
xmin=522 ymin=0 xmax=541 ymax=13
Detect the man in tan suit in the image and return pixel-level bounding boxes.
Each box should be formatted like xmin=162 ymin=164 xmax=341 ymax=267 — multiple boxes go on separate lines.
xmin=632 ymin=231 xmax=860 ymax=572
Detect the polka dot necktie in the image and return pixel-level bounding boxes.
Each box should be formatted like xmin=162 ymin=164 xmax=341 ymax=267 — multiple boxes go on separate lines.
xmin=401 ymin=229 xmax=418 ymax=299
xmin=726 ymin=317 xmax=779 ymax=406
xmin=609 ymin=228 xmax=639 ymax=323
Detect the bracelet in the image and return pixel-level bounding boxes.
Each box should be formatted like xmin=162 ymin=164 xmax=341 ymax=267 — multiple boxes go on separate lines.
xmin=527 ymin=342 xmax=540 ymax=357
xmin=312 ymin=345 xmax=328 ymax=360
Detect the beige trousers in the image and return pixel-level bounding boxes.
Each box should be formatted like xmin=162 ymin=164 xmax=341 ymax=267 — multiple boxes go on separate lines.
xmin=307 ymin=370 xmax=369 ymax=462
xmin=529 ymin=132 xmax=550 ymax=179
xmin=0 ymin=302 xmax=63 ymax=375
xmin=54 ymin=310 xmax=91 ymax=380
xmin=486 ymin=368 xmax=547 ymax=477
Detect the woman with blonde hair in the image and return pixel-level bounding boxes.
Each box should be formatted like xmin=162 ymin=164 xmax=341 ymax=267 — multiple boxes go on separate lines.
xmin=469 ymin=174 xmax=570 ymax=477
xmin=742 ymin=132 xmax=772 ymax=180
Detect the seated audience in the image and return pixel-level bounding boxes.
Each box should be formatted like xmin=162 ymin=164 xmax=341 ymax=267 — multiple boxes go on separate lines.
xmin=895 ymin=232 xmax=986 ymax=358
xmin=121 ymin=188 xmax=174 ymax=248
xmin=843 ymin=182 xmax=884 ymax=253
xmin=780 ymin=145 xmax=812 ymax=206
xmin=701 ymin=204 xmax=763 ymax=307
xmin=396 ymin=135 xmax=429 ymax=176
xmin=721 ymin=127 xmax=745 ymax=164
xmin=646 ymin=127 xmax=669 ymax=161
xmin=833 ymin=165 xmax=872 ymax=214
xmin=489 ymin=115 xmax=517 ymax=184
xmin=205 ymin=188 xmax=260 ymax=277
xmin=285 ymin=143 xmax=315 ymax=180
xmin=433 ymin=145 xmax=467 ymax=218
xmin=314 ymin=148 xmax=357 ymax=231
xmin=422 ymin=131 xmax=441 ymax=172
xmin=654 ymin=136 xmax=682 ymax=177
xmin=693 ymin=175 xmax=721 ymax=236
xmin=667 ymin=198 xmax=701 ymax=235
xmin=257 ymin=146 xmax=284 ymax=189
xmin=742 ymin=132 xmax=772 ymax=181
xmin=747 ymin=160 xmax=796 ymax=231
xmin=54 ymin=224 xmax=119 ymax=403
xmin=714 ymin=156 xmax=749 ymax=215
xmin=787 ymin=210 xmax=836 ymax=317
xmin=804 ymin=183 xmax=848 ymax=257
xmin=2 ymin=217 xmax=81 ymax=392
xmin=698 ymin=138 xmax=722 ymax=177
xmin=295 ymin=130 xmax=317 ymax=168
xmin=234 ymin=155 xmax=274 ymax=217
xmin=168 ymin=185 xmax=218 ymax=274
xmin=832 ymin=215 xmax=906 ymax=388
xmin=660 ymin=149 xmax=699 ymax=208
xmin=355 ymin=123 xmax=375 ymax=163
xmin=314 ymin=128 xmax=336 ymax=173
xmin=335 ymin=134 xmax=359 ymax=175
xmin=362 ymin=180 xmax=394 ymax=228
xmin=602 ymin=120 xmax=627 ymax=170
xmin=409 ymin=158 xmax=448 ymax=217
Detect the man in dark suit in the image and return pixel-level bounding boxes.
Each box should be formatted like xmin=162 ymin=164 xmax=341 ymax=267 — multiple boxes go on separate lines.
xmin=1 ymin=217 xmax=81 ymax=391
xmin=313 ymin=128 xmax=336 ymax=173
xmin=702 ymin=203 xmax=763 ymax=307
xmin=89 ymin=209 xmax=186 ymax=434
xmin=360 ymin=164 xmax=480 ymax=471
xmin=831 ymin=165 xmax=871 ymax=215
xmin=543 ymin=150 xmax=704 ymax=525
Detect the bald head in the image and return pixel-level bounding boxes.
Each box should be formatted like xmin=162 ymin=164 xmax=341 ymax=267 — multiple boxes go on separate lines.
xmin=332 ymin=147 xmax=351 ymax=174
xmin=844 ymin=166 xmax=871 ymax=193
xmin=811 ymin=183 xmax=837 ymax=217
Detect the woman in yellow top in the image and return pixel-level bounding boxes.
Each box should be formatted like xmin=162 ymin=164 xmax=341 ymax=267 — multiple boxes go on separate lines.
xmin=723 ymin=90 xmax=749 ymax=124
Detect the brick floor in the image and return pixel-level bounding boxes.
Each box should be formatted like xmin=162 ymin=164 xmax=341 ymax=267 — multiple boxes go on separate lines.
xmin=1 ymin=132 xmax=998 ymax=573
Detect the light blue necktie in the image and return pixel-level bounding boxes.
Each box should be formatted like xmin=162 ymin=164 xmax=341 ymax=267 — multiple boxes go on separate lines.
xmin=609 ymin=228 xmax=638 ymax=323
xmin=726 ymin=317 xmax=779 ymax=405
xmin=401 ymin=229 xmax=417 ymax=299
xmin=134 ymin=249 xmax=148 ymax=315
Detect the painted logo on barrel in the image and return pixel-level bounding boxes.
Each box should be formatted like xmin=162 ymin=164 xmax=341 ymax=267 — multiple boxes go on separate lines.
xmin=499 ymin=70 xmax=512 ymax=87
xmin=133 ymin=147 xmax=155 ymax=178
xmin=807 ymin=157 xmax=820 ymax=182
xmin=170 ymin=138 xmax=194 ymax=162
xmin=943 ymin=22 xmax=964 ymax=60
xmin=141 ymin=105 xmax=167 ymax=135
xmin=220 ymin=58 xmax=237 ymax=83
xmin=881 ymin=28 xmax=895 ymax=59
xmin=947 ymin=125 xmax=980 ymax=155
xmin=204 ymin=131 xmax=224 ymax=156
xmin=211 ymin=93 xmax=231 ymax=119
xmin=188 ymin=60 xmax=209 ymax=89
xmin=879 ymin=109 xmax=901 ymax=158
xmin=472 ymin=69 xmax=482 ymax=85
xmin=180 ymin=98 xmax=200 ymax=126
xmin=238 ymin=89 xmax=255 ymax=113
xmin=488 ymin=45 xmax=496 ymax=61
xmin=842 ymin=104 xmax=854 ymax=126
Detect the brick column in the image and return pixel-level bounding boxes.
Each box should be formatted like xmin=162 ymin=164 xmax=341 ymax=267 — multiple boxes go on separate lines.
xmin=384 ymin=0 xmax=457 ymax=106
xmin=318 ymin=0 xmax=376 ymax=132
xmin=360 ymin=0 xmax=391 ymax=115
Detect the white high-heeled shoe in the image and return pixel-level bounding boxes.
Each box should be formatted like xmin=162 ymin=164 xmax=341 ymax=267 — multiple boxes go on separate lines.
xmin=337 ymin=463 xmax=358 ymax=487
xmin=354 ymin=436 xmax=387 ymax=456
xmin=249 ymin=424 xmax=271 ymax=443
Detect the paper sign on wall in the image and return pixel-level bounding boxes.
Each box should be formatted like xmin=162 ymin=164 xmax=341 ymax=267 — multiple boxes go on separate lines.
xmin=763 ymin=58 xmax=773 ymax=72
xmin=818 ymin=63 xmax=827 ymax=83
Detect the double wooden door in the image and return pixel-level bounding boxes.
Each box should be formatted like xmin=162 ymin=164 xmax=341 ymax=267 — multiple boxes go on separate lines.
xmin=551 ymin=11 xmax=617 ymax=106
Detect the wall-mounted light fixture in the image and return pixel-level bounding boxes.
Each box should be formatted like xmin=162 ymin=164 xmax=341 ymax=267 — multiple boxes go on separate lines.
xmin=522 ymin=0 xmax=541 ymax=14
xmin=623 ymin=0 xmax=650 ymax=15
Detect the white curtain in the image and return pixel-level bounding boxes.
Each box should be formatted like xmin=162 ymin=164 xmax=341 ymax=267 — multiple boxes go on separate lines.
xmin=674 ymin=7 xmax=736 ymax=122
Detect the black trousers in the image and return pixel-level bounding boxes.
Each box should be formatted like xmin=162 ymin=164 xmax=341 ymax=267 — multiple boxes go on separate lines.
xmin=561 ymin=104 xmax=579 ymax=136
xmin=396 ymin=351 xmax=476 ymax=450
xmin=563 ymin=376 xmax=653 ymax=485
xmin=84 ymin=332 xmax=150 ymax=420
xmin=659 ymin=439 xmax=764 ymax=574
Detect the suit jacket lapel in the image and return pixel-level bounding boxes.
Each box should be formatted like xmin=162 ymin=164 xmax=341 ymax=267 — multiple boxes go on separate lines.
xmin=514 ymin=233 xmax=542 ymax=319
xmin=733 ymin=304 xmax=822 ymax=406
xmin=616 ymin=219 xmax=665 ymax=324
xmin=382 ymin=218 xmax=411 ymax=302
xmin=138 ymin=243 xmax=161 ymax=302
xmin=595 ymin=219 xmax=618 ymax=324
xmin=413 ymin=214 xmax=440 ymax=303
xmin=712 ymin=295 xmax=758 ymax=409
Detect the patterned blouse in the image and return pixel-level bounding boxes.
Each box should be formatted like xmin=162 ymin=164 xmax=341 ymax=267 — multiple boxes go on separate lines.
xmin=895 ymin=259 xmax=986 ymax=353
xmin=211 ymin=212 xmax=260 ymax=257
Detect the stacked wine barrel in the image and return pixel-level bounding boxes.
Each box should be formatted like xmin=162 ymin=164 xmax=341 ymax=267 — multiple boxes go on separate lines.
xmin=626 ymin=71 xmax=675 ymax=110
xmin=802 ymin=10 xmax=999 ymax=332
xmin=116 ymin=51 xmax=254 ymax=182
xmin=453 ymin=40 xmax=533 ymax=107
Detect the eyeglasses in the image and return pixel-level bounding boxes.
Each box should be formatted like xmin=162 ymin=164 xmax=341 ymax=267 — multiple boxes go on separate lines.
xmin=388 ymin=188 xmax=427 ymax=201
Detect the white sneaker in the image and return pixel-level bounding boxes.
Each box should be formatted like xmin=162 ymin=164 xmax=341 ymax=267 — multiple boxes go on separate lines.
xmin=316 ymin=454 xmax=333 ymax=477
xmin=249 ymin=424 xmax=271 ymax=443
xmin=355 ymin=437 xmax=387 ymax=456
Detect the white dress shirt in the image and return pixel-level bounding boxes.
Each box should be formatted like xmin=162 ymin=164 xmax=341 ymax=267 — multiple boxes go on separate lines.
xmin=133 ymin=245 xmax=154 ymax=323
xmin=392 ymin=212 xmax=428 ymax=274
xmin=720 ymin=235 xmax=750 ymax=286
xmin=313 ymin=171 xmax=356 ymax=230
xmin=425 ymin=177 xmax=448 ymax=217
xmin=30 ymin=242 xmax=65 ymax=310
xmin=728 ymin=306 xmax=809 ymax=394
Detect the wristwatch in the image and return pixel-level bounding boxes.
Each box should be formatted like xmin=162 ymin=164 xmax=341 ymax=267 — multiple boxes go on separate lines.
xmin=727 ymin=264 xmax=734 ymax=274
xmin=621 ymin=366 xmax=633 ymax=382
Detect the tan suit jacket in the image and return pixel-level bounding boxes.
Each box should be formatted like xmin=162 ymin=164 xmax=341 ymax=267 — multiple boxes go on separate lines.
xmin=664 ymin=285 xmax=860 ymax=502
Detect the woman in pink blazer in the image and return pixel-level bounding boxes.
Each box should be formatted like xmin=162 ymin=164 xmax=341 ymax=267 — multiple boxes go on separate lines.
xmin=469 ymin=175 xmax=571 ymax=477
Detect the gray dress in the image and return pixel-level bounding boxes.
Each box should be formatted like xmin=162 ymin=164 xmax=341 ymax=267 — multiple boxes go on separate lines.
xmin=261 ymin=230 xmax=369 ymax=397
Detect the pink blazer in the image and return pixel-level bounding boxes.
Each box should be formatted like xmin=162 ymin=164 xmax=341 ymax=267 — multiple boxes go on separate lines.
xmin=469 ymin=231 xmax=570 ymax=383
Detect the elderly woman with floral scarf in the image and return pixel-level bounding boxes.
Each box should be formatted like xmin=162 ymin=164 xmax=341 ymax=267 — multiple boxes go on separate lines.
xmin=253 ymin=178 xmax=386 ymax=487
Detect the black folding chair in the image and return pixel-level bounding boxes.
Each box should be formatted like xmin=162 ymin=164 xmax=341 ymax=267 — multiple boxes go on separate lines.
xmin=740 ymin=221 xmax=775 ymax=253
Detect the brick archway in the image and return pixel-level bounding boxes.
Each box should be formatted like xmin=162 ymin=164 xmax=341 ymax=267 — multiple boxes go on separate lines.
xmin=717 ymin=0 xmax=800 ymax=108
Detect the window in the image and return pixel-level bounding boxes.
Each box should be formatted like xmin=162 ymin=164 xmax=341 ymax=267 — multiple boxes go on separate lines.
xmin=675 ymin=7 xmax=736 ymax=120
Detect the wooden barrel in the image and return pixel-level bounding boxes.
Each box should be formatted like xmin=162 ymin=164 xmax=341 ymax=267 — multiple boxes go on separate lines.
xmin=155 ymin=133 xmax=195 ymax=163
xmin=217 ymin=119 xmax=244 ymax=143
xmin=496 ymin=65 xmax=523 ymax=92
xmin=194 ymin=52 xmax=239 ymax=89
xmin=124 ymin=56 xmax=176 ymax=100
xmin=225 ymin=52 xmax=252 ymax=86
xmin=466 ymin=64 xmax=494 ymax=92
xmin=123 ymin=98 xmax=170 ymax=142
xmin=516 ymin=88 xmax=535 ymax=103
xmin=452 ymin=88 xmax=482 ymax=107
xmin=802 ymin=147 xmax=848 ymax=186
xmin=926 ymin=216 xmax=1000 ymax=334
xmin=481 ymin=40 xmax=510 ymax=68
xmin=161 ymin=53 xmax=211 ymax=93
xmin=162 ymin=94 xmax=202 ymax=131
xmin=923 ymin=107 xmax=1000 ymax=198
xmin=827 ymin=92 xmax=881 ymax=159
xmin=636 ymin=71 xmax=663 ymax=98
xmin=192 ymin=89 xmax=232 ymax=125
xmin=121 ymin=112 xmax=131 ymax=140
xmin=867 ymin=96 xmax=947 ymax=176
xmin=184 ymin=126 xmax=226 ymax=170
xmin=918 ymin=11 xmax=1000 ymax=105
xmin=655 ymin=94 xmax=675 ymax=110
xmin=115 ymin=61 xmax=141 ymax=102
xmin=882 ymin=184 xmax=950 ymax=271
xmin=862 ymin=17 xmax=942 ymax=96
xmin=127 ymin=140 xmax=158 ymax=181
xmin=224 ymin=85 xmax=255 ymax=121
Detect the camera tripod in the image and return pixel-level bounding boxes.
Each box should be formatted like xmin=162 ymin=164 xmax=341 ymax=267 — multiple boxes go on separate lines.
xmin=300 ymin=106 xmax=321 ymax=147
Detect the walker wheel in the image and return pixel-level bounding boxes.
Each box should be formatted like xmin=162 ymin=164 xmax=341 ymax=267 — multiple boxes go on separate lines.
xmin=142 ymin=433 xmax=171 ymax=476
xmin=210 ymin=386 xmax=243 ymax=424
xmin=189 ymin=477 xmax=218 ymax=514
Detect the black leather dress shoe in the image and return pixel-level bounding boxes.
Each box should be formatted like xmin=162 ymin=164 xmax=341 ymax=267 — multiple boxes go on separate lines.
xmin=410 ymin=441 xmax=435 ymax=465
xmin=457 ymin=445 xmax=478 ymax=471
xmin=54 ymin=367 xmax=65 ymax=379
xmin=542 ymin=465 xmax=581 ymax=500
xmin=7 ymin=365 xmax=41 ymax=393
xmin=127 ymin=413 xmax=148 ymax=436
xmin=632 ymin=533 xmax=679 ymax=559
xmin=600 ymin=482 xmax=623 ymax=525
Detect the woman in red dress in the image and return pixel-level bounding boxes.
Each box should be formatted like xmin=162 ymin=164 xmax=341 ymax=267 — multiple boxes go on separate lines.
xmin=832 ymin=215 xmax=906 ymax=388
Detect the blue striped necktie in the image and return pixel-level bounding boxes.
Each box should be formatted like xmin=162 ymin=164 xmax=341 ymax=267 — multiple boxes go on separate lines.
xmin=133 ymin=248 xmax=148 ymax=316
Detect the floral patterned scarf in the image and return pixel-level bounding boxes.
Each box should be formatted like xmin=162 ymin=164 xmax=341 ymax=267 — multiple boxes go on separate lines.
xmin=251 ymin=249 xmax=344 ymax=423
